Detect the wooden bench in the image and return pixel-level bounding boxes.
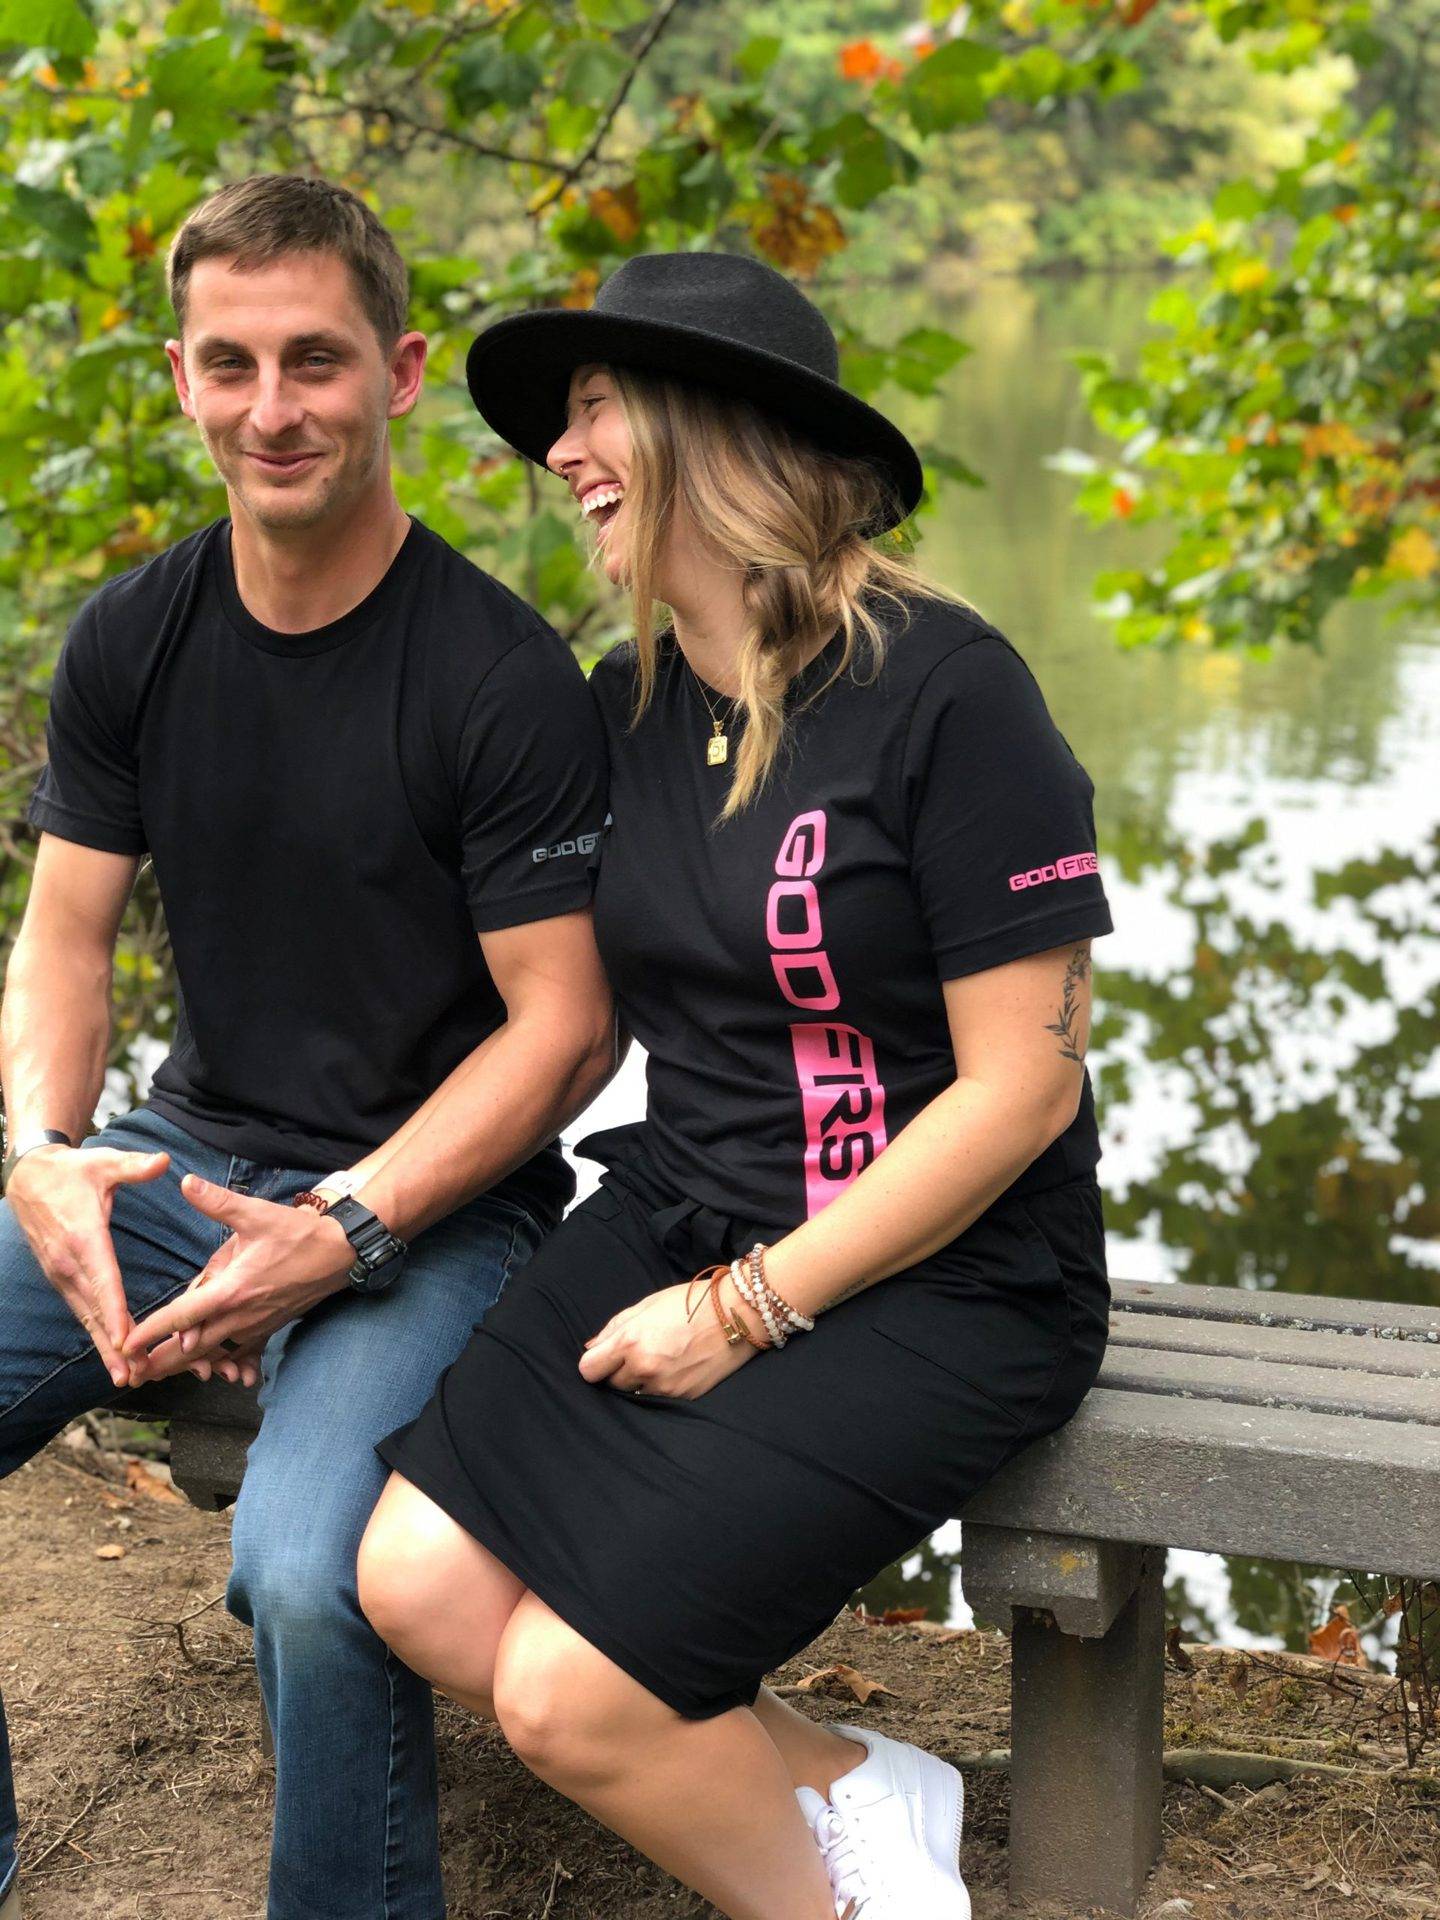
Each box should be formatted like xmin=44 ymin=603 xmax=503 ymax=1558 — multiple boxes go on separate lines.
xmin=115 ymin=1277 xmax=1440 ymax=1917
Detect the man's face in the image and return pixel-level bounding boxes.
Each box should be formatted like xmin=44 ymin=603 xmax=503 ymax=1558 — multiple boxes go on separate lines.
xmin=166 ymin=250 xmax=424 ymax=534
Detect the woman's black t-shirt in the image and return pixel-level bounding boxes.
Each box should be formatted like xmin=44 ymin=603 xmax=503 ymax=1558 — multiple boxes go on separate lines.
xmin=585 ymin=597 xmax=1114 ymax=1233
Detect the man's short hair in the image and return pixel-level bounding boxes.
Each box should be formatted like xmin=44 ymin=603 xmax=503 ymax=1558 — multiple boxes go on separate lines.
xmin=167 ymin=174 xmax=409 ymax=350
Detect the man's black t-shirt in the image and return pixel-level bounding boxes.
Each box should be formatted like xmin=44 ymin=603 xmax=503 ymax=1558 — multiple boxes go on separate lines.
xmin=28 ymin=516 xmax=609 ymax=1227
xmin=586 ymin=597 xmax=1114 ymax=1232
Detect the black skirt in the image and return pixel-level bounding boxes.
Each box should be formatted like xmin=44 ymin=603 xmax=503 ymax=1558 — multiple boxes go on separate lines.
xmin=374 ymin=1124 xmax=1110 ymax=1719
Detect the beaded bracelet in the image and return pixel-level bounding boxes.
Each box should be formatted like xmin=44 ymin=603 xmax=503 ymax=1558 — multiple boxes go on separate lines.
xmin=730 ymin=1257 xmax=785 ymax=1347
xmin=748 ymin=1243 xmax=815 ymax=1334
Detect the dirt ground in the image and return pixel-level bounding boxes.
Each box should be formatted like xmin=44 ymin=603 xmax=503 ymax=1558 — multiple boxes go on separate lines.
xmin=1 ymin=1429 xmax=1437 ymax=1920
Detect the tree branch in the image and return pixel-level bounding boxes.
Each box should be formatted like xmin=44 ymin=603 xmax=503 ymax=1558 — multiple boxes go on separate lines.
xmin=530 ymin=0 xmax=690 ymax=212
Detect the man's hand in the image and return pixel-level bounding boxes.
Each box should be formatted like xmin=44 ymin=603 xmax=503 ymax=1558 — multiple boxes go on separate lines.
xmin=7 ymin=1144 xmax=171 ymax=1390
xmin=578 ymin=1282 xmax=764 ymax=1400
xmin=121 ymin=1176 xmax=354 ymax=1382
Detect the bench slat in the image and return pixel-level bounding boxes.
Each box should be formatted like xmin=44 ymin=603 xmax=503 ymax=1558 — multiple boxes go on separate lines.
xmin=959 ymin=1387 xmax=1440 ymax=1578
xmin=1107 ymin=1311 xmax=1440 ymax=1379
xmin=1098 ymin=1343 xmax=1440 ymax=1425
xmin=1111 ymin=1279 xmax=1440 ymax=1343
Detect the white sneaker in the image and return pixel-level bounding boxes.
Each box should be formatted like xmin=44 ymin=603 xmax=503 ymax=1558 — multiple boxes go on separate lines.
xmin=797 ymin=1784 xmax=876 ymax=1918
xmin=800 ymin=1722 xmax=971 ymax=1920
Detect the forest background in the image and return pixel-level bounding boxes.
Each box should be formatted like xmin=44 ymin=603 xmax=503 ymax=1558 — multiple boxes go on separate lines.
xmin=0 ymin=0 xmax=1438 ymax=1660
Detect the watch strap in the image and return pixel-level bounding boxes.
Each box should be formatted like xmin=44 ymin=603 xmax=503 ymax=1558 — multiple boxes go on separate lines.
xmin=325 ymin=1195 xmax=407 ymax=1286
xmin=2 ymin=1128 xmax=75 ymax=1188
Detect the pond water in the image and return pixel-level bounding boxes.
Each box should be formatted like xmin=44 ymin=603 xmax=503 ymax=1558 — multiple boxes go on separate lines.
xmin=561 ymin=267 xmax=1440 ymax=1657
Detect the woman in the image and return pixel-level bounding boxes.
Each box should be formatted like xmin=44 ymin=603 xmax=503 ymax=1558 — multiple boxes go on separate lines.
xmin=356 ymin=252 xmax=1114 ymax=1920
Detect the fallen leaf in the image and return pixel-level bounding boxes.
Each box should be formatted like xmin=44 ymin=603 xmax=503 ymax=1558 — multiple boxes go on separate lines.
xmin=796 ymin=1664 xmax=896 ymax=1706
xmin=95 ymin=1544 xmax=126 ymax=1561
xmin=1166 ymin=1625 xmax=1195 ymax=1673
xmin=1308 ymin=1605 xmax=1369 ymax=1669
xmin=879 ymin=1607 xmax=927 ymax=1626
xmin=1228 ymin=1657 xmax=1250 ymax=1699
xmin=124 ymin=1459 xmax=181 ymax=1504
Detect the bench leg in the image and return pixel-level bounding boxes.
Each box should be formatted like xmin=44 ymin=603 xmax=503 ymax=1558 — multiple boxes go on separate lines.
xmin=1007 ymin=1544 xmax=1166 ymax=1916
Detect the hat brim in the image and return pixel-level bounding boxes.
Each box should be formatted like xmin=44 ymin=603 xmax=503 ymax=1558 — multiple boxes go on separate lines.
xmin=465 ymin=308 xmax=925 ymax=534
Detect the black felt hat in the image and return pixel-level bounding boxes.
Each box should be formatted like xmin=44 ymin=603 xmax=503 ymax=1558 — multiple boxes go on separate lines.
xmin=465 ymin=251 xmax=925 ymax=533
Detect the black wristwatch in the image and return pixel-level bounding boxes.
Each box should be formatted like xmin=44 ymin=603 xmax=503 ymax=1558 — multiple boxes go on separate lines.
xmin=326 ymin=1195 xmax=408 ymax=1294
xmin=1 ymin=1127 xmax=74 ymax=1190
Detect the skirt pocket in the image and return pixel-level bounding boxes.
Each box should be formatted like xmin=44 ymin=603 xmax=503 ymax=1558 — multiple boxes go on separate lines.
xmin=868 ymin=1201 xmax=1072 ymax=1435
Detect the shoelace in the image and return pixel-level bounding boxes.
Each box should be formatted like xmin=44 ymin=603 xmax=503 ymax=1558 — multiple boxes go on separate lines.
xmin=811 ymin=1801 xmax=873 ymax=1918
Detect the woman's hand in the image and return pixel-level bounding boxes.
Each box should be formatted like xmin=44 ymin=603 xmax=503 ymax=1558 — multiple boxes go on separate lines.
xmin=578 ymin=1281 xmax=765 ymax=1399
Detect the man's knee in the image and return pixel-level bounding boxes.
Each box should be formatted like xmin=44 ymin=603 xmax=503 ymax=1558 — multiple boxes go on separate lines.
xmin=228 ymin=1506 xmax=364 ymax=1647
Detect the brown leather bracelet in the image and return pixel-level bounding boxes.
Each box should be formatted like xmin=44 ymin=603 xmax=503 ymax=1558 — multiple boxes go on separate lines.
xmin=710 ymin=1270 xmax=771 ymax=1351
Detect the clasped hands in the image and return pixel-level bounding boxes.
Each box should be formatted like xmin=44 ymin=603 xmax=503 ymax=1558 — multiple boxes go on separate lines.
xmin=122 ymin=1175 xmax=355 ymax=1387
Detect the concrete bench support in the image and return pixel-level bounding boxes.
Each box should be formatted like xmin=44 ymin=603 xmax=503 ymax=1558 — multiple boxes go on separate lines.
xmin=964 ymin=1527 xmax=1165 ymax=1916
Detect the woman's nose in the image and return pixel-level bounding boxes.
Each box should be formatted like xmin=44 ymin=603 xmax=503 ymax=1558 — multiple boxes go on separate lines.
xmin=546 ymin=421 xmax=583 ymax=476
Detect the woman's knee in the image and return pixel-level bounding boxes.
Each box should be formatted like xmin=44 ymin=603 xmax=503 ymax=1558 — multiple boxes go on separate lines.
xmin=355 ymin=1475 xmax=520 ymax=1705
xmin=492 ymin=1606 xmax=640 ymax=1782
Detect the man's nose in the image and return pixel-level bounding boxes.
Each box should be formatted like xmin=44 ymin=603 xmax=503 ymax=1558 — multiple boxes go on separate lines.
xmin=247 ymin=372 xmax=307 ymax=441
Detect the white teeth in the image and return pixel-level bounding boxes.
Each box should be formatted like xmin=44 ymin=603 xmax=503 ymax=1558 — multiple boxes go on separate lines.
xmin=580 ymin=486 xmax=624 ymax=519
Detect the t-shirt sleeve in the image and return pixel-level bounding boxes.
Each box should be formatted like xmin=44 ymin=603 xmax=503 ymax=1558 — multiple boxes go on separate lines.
xmin=26 ymin=597 xmax=147 ymax=855
xmin=901 ymin=635 xmax=1113 ymax=979
xmin=456 ymin=626 xmax=610 ymax=933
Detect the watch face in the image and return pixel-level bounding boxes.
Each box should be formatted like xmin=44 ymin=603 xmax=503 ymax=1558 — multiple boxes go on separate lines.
xmin=348 ymin=1248 xmax=405 ymax=1294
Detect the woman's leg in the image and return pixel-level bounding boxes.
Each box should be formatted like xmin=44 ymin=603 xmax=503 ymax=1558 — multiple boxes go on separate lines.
xmin=357 ymin=1472 xmax=525 ymax=1718
xmin=750 ymin=1686 xmax=866 ymax=1796
xmin=491 ymin=1591 xmax=840 ymax=1920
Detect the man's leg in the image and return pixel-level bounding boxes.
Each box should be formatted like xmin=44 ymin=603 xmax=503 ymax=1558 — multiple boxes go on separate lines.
xmin=226 ymin=1181 xmax=541 ymax=1920
xmin=0 ymin=1104 xmax=235 ymax=1910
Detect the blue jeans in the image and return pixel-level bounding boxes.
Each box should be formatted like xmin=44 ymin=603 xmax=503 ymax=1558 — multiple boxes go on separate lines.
xmin=0 ymin=1103 xmax=542 ymax=1919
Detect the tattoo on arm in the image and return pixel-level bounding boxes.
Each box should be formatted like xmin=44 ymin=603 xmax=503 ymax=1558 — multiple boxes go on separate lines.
xmin=821 ymin=1275 xmax=872 ymax=1312
xmin=1045 ymin=945 xmax=1092 ymax=1065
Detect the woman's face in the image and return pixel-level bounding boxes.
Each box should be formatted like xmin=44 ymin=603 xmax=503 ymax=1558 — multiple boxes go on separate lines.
xmin=546 ymin=364 xmax=632 ymax=586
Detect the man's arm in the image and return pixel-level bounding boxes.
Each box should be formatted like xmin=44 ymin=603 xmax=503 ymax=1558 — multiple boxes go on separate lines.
xmin=124 ymin=907 xmax=619 ymax=1374
xmin=1 ymin=835 xmax=172 ymax=1388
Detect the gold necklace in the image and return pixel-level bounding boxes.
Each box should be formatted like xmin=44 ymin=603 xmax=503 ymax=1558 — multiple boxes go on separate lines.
xmin=686 ymin=660 xmax=735 ymax=766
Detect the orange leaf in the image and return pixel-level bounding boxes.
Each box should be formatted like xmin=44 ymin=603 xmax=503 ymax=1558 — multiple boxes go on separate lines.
xmin=1308 ymin=1605 xmax=1369 ymax=1669
xmin=125 ymin=1459 xmax=181 ymax=1503
xmin=796 ymin=1663 xmax=897 ymax=1705
xmin=880 ymin=1606 xmax=928 ymax=1626
xmin=839 ymin=40 xmax=884 ymax=81
xmin=1112 ymin=486 xmax=1135 ymax=518
xmin=96 ymin=1543 xmax=126 ymax=1560
xmin=588 ymin=183 xmax=642 ymax=245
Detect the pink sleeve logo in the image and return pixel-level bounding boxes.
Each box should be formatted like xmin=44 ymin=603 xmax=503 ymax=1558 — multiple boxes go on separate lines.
xmin=769 ymin=809 xmax=888 ymax=1216
xmin=1008 ymin=850 xmax=1100 ymax=892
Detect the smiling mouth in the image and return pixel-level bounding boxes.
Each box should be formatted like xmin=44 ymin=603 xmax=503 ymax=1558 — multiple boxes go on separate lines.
xmin=579 ymin=484 xmax=625 ymax=545
xmin=245 ymin=450 xmax=324 ymax=474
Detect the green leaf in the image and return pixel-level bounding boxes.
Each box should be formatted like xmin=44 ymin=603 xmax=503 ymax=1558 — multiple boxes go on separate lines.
xmin=558 ymin=38 xmax=627 ymax=107
xmin=0 ymin=0 xmax=96 ymax=55
xmin=577 ymin=0 xmax=649 ymax=25
xmin=165 ymin=0 xmax=221 ymax=30
xmin=12 ymin=182 xmax=95 ymax=267
xmin=812 ymin=113 xmax=917 ymax=211
xmin=736 ymin=34 xmax=781 ymax=81
xmin=899 ymin=38 xmax=999 ymax=136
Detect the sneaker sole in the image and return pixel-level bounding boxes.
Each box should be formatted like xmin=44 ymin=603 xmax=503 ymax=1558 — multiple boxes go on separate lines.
xmin=916 ymin=1750 xmax=970 ymax=1920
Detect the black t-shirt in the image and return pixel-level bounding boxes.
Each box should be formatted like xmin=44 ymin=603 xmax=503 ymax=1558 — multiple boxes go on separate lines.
xmin=27 ymin=516 xmax=608 ymax=1227
xmin=586 ymin=597 xmax=1114 ymax=1232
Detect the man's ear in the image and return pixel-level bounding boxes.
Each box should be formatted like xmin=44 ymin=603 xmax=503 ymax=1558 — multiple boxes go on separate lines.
xmin=387 ymin=330 xmax=428 ymax=422
xmin=165 ymin=339 xmax=196 ymax=422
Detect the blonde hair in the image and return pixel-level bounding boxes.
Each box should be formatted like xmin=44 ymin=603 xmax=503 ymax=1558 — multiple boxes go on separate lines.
xmin=593 ymin=366 xmax=975 ymax=818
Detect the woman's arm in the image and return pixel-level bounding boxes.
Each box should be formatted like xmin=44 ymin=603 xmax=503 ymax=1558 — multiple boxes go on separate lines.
xmin=761 ymin=938 xmax=1094 ymax=1320
xmin=577 ymin=938 xmax=1094 ymax=1394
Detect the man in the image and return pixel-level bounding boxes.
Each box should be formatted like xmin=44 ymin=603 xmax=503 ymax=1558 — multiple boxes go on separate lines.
xmin=0 ymin=174 xmax=614 ymax=1920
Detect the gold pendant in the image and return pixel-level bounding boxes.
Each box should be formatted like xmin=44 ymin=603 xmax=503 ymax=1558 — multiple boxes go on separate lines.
xmin=706 ymin=727 xmax=729 ymax=767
